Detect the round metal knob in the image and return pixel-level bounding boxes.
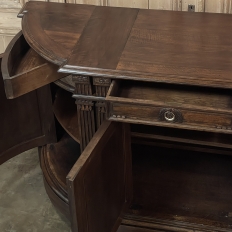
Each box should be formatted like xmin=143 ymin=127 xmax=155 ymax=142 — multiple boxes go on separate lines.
xmin=159 ymin=108 xmax=183 ymax=123
xmin=164 ymin=111 xmax=175 ymax=122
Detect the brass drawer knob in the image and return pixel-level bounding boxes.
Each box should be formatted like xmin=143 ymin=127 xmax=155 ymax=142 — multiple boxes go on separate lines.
xmin=159 ymin=108 xmax=183 ymax=123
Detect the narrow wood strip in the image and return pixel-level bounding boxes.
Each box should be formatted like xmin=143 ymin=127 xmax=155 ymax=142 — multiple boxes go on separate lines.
xmin=66 ymin=6 xmax=139 ymax=69
xmin=80 ymin=109 xmax=86 ymax=149
xmin=72 ymin=94 xmax=105 ymax=101
xmin=100 ymin=111 xmax=104 ymax=125
xmin=91 ymin=110 xmax=96 ymax=135
xmin=4 ymin=63 xmax=66 ymax=99
xmin=87 ymin=110 xmax=92 ymax=142
xmin=84 ymin=110 xmax=90 ymax=144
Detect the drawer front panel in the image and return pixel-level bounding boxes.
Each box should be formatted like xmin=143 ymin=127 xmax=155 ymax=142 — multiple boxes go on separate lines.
xmin=108 ymin=103 xmax=232 ymax=133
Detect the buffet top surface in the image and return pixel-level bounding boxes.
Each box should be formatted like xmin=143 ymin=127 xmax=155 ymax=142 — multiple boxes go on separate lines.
xmin=19 ymin=1 xmax=232 ymax=88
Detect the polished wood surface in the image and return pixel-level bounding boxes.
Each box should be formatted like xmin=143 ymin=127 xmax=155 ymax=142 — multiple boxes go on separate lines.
xmin=106 ymin=80 xmax=232 ymax=134
xmin=0 ymin=53 xmax=56 ymax=164
xmin=41 ymin=133 xmax=80 ymax=203
xmin=2 ymin=31 xmax=67 ymax=98
xmin=67 ymin=121 xmax=132 ymax=232
xmin=18 ymin=2 xmax=95 ymax=65
xmin=67 ymin=6 xmax=138 ymax=69
xmin=16 ymin=1 xmax=232 ymax=88
xmin=53 ymin=88 xmax=80 ymax=143
xmin=3 ymin=2 xmax=232 ymax=232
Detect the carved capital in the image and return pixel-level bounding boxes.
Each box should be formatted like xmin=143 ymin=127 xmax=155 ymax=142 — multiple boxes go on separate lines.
xmin=72 ymin=75 xmax=90 ymax=84
xmin=93 ymin=77 xmax=111 ymax=86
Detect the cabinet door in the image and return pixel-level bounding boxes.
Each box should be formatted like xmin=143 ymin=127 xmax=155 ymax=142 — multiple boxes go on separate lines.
xmin=67 ymin=121 xmax=132 ymax=232
xmin=0 ymin=54 xmax=56 ymax=164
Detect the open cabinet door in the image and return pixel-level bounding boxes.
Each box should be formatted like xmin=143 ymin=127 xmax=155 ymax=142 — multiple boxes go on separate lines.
xmin=0 ymin=54 xmax=56 ymax=164
xmin=67 ymin=121 xmax=132 ymax=232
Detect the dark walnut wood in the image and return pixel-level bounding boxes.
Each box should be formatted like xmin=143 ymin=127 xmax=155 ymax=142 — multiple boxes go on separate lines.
xmin=17 ymin=1 xmax=232 ymax=88
xmin=40 ymin=133 xmax=80 ymax=219
xmin=3 ymin=2 xmax=232 ymax=232
xmin=18 ymin=2 xmax=95 ymax=65
xmin=53 ymin=88 xmax=80 ymax=143
xmin=1 ymin=31 xmax=67 ymax=99
xmin=67 ymin=121 xmax=132 ymax=232
xmin=0 ymin=53 xmax=56 ymax=164
xmin=106 ymin=80 xmax=232 ymax=134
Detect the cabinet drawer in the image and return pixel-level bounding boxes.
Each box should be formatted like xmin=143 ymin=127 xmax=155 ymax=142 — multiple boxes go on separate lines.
xmin=1 ymin=31 xmax=66 ymax=99
xmin=106 ymin=80 xmax=232 ymax=133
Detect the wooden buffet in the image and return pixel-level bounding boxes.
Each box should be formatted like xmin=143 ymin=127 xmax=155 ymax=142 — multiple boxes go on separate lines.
xmin=1 ymin=2 xmax=232 ymax=232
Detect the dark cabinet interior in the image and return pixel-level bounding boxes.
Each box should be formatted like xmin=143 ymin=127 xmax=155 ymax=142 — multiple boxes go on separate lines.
xmin=40 ymin=84 xmax=232 ymax=232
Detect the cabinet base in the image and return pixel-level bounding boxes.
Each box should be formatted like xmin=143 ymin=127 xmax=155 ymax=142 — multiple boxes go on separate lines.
xmin=39 ymin=133 xmax=80 ymax=219
xmin=39 ymin=133 xmax=232 ymax=232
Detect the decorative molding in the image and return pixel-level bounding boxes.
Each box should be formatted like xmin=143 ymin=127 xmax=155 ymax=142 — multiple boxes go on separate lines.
xmin=93 ymin=77 xmax=111 ymax=86
xmin=73 ymin=75 xmax=90 ymax=84
xmin=95 ymin=101 xmax=106 ymax=129
xmin=76 ymin=100 xmax=96 ymax=151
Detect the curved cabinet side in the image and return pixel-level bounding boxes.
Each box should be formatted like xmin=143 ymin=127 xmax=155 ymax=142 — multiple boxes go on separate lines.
xmin=18 ymin=2 xmax=95 ymax=65
xmin=2 ymin=31 xmax=67 ymax=99
xmin=0 ymin=53 xmax=57 ymax=165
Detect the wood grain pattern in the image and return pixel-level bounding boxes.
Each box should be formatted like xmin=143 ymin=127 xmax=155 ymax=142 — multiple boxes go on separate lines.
xmin=67 ymin=121 xmax=132 ymax=232
xmin=66 ymin=6 xmax=138 ymax=69
xmin=0 ymin=53 xmax=56 ymax=164
xmin=5 ymin=3 xmax=232 ymax=232
xmin=53 ymin=88 xmax=80 ymax=143
xmin=115 ymin=9 xmax=232 ymax=88
xmin=2 ymin=31 xmax=67 ymax=98
xmin=20 ymin=2 xmax=95 ymax=64
xmin=19 ymin=2 xmax=232 ymax=89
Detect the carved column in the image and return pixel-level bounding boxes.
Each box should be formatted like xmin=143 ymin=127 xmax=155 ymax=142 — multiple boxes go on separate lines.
xmin=73 ymin=75 xmax=95 ymax=151
xmin=93 ymin=77 xmax=111 ymax=130
xmin=72 ymin=75 xmax=111 ymax=151
xmin=76 ymin=100 xmax=95 ymax=151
